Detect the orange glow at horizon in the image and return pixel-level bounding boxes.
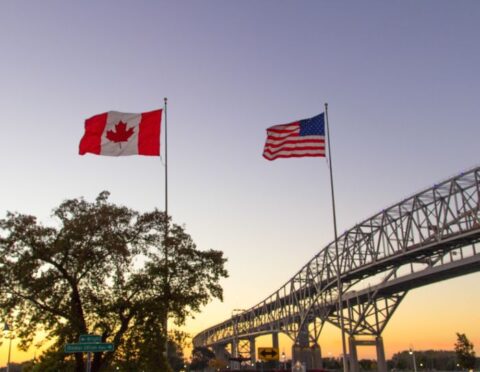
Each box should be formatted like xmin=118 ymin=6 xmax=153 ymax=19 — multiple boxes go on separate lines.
xmin=184 ymin=272 xmax=480 ymax=361
xmin=1 ymin=271 xmax=479 ymax=367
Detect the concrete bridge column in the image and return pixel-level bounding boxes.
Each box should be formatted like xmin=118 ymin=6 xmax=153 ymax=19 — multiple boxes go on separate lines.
xmin=231 ymin=339 xmax=238 ymax=358
xmin=213 ymin=343 xmax=228 ymax=363
xmin=249 ymin=337 xmax=256 ymax=364
xmin=292 ymin=323 xmax=312 ymax=369
xmin=272 ymin=331 xmax=279 ymax=350
xmin=349 ymin=336 xmax=359 ymax=372
xmin=272 ymin=332 xmax=280 ymax=369
xmin=347 ymin=336 xmax=387 ymax=372
xmin=292 ymin=343 xmax=302 ymax=370
xmin=376 ymin=336 xmax=387 ymax=372
xmin=311 ymin=343 xmax=323 ymax=368
xmin=230 ymin=339 xmax=239 ymax=370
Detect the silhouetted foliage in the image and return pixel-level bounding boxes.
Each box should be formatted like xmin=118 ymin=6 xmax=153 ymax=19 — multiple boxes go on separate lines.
xmin=322 ymin=357 xmax=341 ymax=370
xmin=359 ymin=359 xmax=377 ymax=370
xmin=190 ymin=346 xmax=216 ymax=370
xmin=390 ymin=349 xmax=476 ymax=370
xmin=455 ymin=332 xmax=476 ymax=369
xmin=0 ymin=192 xmax=228 ymax=372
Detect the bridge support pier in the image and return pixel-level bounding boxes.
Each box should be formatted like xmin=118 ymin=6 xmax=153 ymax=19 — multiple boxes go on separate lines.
xmin=272 ymin=331 xmax=279 ymax=350
xmin=231 ymin=339 xmax=238 ymax=358
xmin=376 ymin=336 xmax=387 ymax=372
xmin=291 ymin=323 xmax=323 ymax=369
xmin=249 ymin=337 xmax=256 ymax=364
xmin=212 ymin=343 xmax=228 ymax=363
xmin=347 ymin=336 xmax=387 ymax=372
xmin=230 ymin=339 xmax=239 ymax=370
xmin=272 ymin=332 xmax=279 ymax=368
xmin=311 ymin=343 xmax=323 ymax=368
xmin=349 ymin=337 xmax=360 ymax=372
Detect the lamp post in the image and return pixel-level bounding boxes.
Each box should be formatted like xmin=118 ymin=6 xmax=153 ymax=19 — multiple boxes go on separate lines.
xmin=3 ymin=323 xmax=12 ymax=372
xmin=281 ymin=351 xmax=286 ymax=370
xmin=409 ymin=348 xmax=417 ymax=372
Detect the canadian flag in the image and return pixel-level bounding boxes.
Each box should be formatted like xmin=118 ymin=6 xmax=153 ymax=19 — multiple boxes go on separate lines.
xmin=79 ymin=109 xmax=162 ymax=156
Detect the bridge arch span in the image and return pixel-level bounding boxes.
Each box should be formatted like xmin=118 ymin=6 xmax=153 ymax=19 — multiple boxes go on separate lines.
xmin=193 ymin=166 xmax=480 ymax=371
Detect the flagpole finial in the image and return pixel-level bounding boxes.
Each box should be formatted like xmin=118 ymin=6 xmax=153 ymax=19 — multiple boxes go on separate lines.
xmin=164 ymin=97 xmax=168 ymax=104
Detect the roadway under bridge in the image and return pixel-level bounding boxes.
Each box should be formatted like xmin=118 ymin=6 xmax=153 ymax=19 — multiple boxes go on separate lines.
xmin=193 ymin=166 xmax=480 ymax=371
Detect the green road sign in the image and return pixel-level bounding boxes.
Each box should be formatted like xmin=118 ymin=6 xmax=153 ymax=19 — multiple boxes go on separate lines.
xmin=65 ymin=343 xmax=114 ymax=353
xmin=79 ymin=334 xmax=102 ymax=344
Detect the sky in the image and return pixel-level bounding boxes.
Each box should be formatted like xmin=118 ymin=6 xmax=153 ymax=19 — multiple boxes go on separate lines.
xmin=1 ymin=0 xmax=480 ymax=364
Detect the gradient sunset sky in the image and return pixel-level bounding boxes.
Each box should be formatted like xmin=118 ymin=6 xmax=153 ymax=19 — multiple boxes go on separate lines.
xmin=1 ymin=0 xmax=480 ymax=364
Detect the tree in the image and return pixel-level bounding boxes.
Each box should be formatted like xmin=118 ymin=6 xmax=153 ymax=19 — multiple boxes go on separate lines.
xmin=455 ymin=333 xmax=476 ymax=370
xmin=190 ymin=346 xmax=215 ymax=370
xmin=0 ymin=192 xmax=228 ymax=372
xmin=359 ymin=359 xmax=377 ymax=370
xmin=114 ymin=330 xmax=189 ymax=372
xmin=390 ymin=349 xmax=458 ymax=371
xmin=166 ymin=330 xmax=190 ymax=372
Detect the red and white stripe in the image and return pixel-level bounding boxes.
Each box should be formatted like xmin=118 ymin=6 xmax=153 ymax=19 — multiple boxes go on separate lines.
xmin=262 ymin=122 xmax=326 ymax=161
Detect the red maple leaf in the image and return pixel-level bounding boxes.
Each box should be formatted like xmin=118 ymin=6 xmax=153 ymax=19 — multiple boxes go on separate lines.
xmin=106 ymin=121 xmax=135 ymax=143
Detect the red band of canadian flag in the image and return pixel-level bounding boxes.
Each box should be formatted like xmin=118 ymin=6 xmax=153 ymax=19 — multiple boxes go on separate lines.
xmin=79 ymin=109 xmax=162 ymax=156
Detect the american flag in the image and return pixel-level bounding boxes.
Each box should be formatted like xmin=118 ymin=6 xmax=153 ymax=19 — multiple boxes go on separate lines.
xmin=262 ymin=113 xmax=326 ymax=161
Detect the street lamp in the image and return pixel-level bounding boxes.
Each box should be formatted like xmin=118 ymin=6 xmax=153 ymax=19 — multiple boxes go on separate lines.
xmin=3 ymin=323 xmax=12 ymax=372
xmin=409 ymin=348 xmax=417 ymax=372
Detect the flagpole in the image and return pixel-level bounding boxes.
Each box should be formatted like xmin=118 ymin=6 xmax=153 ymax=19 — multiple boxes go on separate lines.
xmin=164 ymin=97 xmax=168 ymax=220
xmin=163 ymin=97 xmax=169 ymax=363
xmin=325 ymin=103 xmax=349 ymax=372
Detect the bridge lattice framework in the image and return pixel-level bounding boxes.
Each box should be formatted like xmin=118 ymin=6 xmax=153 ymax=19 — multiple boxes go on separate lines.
xmin=193 ymin=166 xmax=480 ymax=371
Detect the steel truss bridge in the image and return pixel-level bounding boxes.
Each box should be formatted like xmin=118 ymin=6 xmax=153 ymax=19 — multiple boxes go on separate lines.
xmin=193 ymin=166 xmax=480 ymax=371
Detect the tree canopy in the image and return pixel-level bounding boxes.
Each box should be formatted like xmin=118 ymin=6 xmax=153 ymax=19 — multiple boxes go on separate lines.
xmin=455 ymin=332 xmax=476 ymax=370
xmin=0 ymin=192 xmax=228 ymax=371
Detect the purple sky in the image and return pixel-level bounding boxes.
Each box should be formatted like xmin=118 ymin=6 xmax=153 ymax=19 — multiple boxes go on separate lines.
xmin=1 ymin=0 xmax=479 ymax=361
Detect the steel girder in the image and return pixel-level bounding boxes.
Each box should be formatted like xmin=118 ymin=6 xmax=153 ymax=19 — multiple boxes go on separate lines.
xmin=193 ymin=166 xmax=480 ymax=348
